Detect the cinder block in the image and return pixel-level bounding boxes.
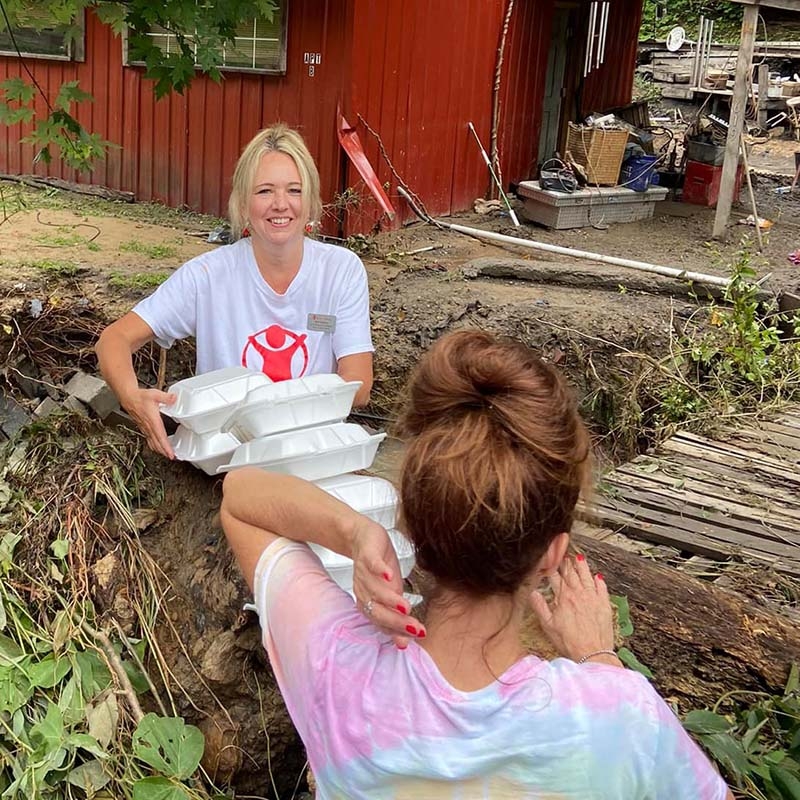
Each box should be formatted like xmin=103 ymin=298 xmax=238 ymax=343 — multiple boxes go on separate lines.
xmin=63 ymin=395 xmax=89 ymax=417
xmin=0 ymin=393 xmax=29 ymax=437
xmin=34 ymin=397 xmax=61 ymax=418
xmin=65 ymin=371 xmax=118 ymax=419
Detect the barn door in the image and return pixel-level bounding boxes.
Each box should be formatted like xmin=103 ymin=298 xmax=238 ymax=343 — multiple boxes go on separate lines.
xmin=538 ymin=7 xmax=570 ymax=164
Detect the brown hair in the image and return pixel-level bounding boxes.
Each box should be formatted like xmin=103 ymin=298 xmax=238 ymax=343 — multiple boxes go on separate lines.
xmin=395 ymin=330 xmax=591 ymax=597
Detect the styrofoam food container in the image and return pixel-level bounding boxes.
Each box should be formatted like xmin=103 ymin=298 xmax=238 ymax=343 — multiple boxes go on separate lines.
xmin=216 ymin=423 xmax=385 ymax=480
xmin=315 ymin=474 xmax=397 ymax=530
xmin=162 ymin=367 xmax=272 ymax=435
xmin=309 ymin=529 xmax=415 ymax=592
xmin=169 ymin=425 xmax=241 ymax=476
xmin=221 ymin=374 xmax=362 ymax=441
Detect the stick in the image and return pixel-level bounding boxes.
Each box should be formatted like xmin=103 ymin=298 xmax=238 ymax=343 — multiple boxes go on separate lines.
xmin=467 ymin=122 xmax=520 ymax=226
xmin=156 ymin=347 xmax=167 ymax=391
xmin=740 ymin=134 xmax=764 ymax=251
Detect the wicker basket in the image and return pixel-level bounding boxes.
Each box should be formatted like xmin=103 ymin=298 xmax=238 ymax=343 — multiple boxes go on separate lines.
xmin=566 ymin=123 xmax=629 ymax=186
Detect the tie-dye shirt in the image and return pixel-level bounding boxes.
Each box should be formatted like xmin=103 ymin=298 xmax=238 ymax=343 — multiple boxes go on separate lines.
xmin=254 ymin=539 xmax=728 ymax=800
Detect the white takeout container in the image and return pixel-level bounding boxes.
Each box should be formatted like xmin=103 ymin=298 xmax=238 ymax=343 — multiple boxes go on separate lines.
xmin=169 ymin=425 xmax=240 ymax=477
xmin=309 ymin=529 xmax=415 ymax=593
xmin=216 ymin=423 xmax=385 ymax=480
xmin=162 ymin=367 xmax=272 ymax=435
xmin=221 ymin=374 xmax=362 ymax=441
xmin=315 ymin=474 xmax=398 ymax=530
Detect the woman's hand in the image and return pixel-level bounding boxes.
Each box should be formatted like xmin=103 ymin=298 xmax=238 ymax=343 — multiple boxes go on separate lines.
xmin=122 ymin=388 xmax=176 ymax=459
xmin=529 ymin=554 xmax=620 ymax=666
xmin=350 ymin=517 xmax=424 ymax=648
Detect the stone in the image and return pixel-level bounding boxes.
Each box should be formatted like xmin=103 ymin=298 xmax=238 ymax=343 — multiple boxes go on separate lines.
xmin=64 ymin=371 xmax=118 ymax=419
xmin=10 ymin=359 xmax=46 ymax=400
xmin=34 ymin=397 xmax=61 ymax=418
xmin=199 ymin=630 xmax=241 ymax=685
xmin=0 ymin=393 xmax=30 ymax=437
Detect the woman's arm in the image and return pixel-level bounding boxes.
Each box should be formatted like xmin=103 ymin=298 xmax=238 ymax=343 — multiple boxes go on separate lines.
xmin=221 ymin=468 xmax=420 ymax=637
xmin=95 ymin=312 xmax=176 ymax=458
xmin=337 ymin=352 xmax=373 ymax=407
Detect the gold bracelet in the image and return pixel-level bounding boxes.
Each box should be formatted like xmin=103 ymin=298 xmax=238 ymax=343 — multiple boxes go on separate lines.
xmin=577 ymin=649 xmax=619 ymax=664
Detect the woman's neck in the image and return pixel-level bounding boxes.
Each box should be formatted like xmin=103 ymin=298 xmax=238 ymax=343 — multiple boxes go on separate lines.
xmin=251 ymin=236 xmax=305 ymax=294
xmin=417 ymin=588 xmax=530 ymax=692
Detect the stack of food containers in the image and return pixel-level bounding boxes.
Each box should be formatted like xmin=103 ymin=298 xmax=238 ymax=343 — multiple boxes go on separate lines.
xmin=164 ymin=367 xmax=414 ymax=593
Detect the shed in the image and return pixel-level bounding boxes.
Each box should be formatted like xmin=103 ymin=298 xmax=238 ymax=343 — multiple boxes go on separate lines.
xmin=0 ymin=0 xmax=645 ymax=233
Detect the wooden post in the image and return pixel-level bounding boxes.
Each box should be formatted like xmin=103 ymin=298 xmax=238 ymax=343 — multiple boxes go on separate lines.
xmin=712 ymin=1 xmax=759 ymax=239
xmin=757 ymin=63 xmax=769 ymax=129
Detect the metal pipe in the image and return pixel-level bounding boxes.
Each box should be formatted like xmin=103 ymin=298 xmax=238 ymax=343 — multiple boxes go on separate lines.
xmin=703 ymin=19 xmax=715 ymax=87
xmin=467 ymin=122 xmax=520 ymax=226
xmin=597 ymin=2 xmax=609 ymax=69
xmin=397 ymin=186 xmax=731 ymax=290
xmin=693 ymin=16 xmax=705 ymax=87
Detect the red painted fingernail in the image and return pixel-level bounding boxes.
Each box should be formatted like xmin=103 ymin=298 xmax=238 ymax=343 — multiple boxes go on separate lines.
xmin=396 ymin=604 xmax=407 ymax=614
xmin=416 ymin=629 xmax=426 ymax=639
xmin=597 ymin=572 xmax=605 ymax=581
xmin=382 ymin=572 xmax=391 ymax=581
xmin=576 ymin=553 xmax=585 ymax=562
xmin=405 ymin=624 xmax=418 ymax=635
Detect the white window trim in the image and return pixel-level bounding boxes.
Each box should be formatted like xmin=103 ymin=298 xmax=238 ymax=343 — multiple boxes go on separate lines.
xmin=121 ymin=4 xmax=288 ymax=76
xmin=0 ymin=9 xmax=85 ymax=62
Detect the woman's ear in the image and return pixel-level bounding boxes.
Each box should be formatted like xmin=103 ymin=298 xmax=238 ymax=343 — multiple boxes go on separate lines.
xmin=538 ymin=532 xmax=570 ymax=578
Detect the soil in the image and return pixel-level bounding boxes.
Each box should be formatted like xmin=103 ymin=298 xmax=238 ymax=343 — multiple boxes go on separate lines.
xmin=1 ymin=165 xmax=799 ymax=796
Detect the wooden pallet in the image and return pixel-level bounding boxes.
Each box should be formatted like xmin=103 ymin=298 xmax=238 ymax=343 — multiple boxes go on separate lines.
xmin=578 ymin=408 xmax=800 ymax=577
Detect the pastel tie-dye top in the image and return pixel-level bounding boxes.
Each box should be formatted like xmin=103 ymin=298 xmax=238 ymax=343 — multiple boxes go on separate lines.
xmin=254 ymin=539 xmax=728 ymax=800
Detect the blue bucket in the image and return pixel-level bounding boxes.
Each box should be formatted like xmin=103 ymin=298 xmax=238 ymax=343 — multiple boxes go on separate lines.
xmin=620 ymin=155 xmax=659 ymax=192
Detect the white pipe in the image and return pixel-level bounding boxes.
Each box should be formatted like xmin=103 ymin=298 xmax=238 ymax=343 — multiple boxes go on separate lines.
xmin=597 ymin=2 xmax=609 ymax=68
xmin=585 ymin=2 xmax=597 ymax=77
xmin=704 ymin=20 xmax=715 ymax=86
xmin=468 ymin=122 xmax=520 ymax=226
xmin=444 ymin=222 xmax=731 ymax=287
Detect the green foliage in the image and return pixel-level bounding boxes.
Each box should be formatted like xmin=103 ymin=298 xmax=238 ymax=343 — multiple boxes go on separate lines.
xmin=109 ymin=270 xmax=171 ymax=290
xmin=608 ymin=594 xmax=654 ymax=678
xmin=119 ymin=239 xmax=179 ymax=259
xmin=23 ymin=257 xmax=82 ymax=277
xmin=641 ymin=0 xmax=743 ymax=43
xmin=684 ymin=665 xmax=800 ymax=800
xmin=0 ymin=0 xmax=279 ymax=169
xmin=657 ymin=247 xmax=800 ymax=426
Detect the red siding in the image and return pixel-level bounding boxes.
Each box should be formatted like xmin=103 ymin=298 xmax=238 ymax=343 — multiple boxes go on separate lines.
xmin=0 ymin=0 xmax=642 ymax=231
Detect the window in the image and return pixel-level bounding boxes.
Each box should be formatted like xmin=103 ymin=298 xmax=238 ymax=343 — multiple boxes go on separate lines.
xmin=0 ymin=7 xmax=84 ymax=61
xmin=125 ymin=3 xmax=287 ymax=75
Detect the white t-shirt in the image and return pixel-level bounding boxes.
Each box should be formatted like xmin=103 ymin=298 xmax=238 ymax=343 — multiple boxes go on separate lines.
xmin=132 ymin=237 xmax=374 ymax=380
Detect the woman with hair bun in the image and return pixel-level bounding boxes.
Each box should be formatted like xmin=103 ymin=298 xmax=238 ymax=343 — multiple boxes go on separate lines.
xmin=96 ymin=123 xmax=373 ymax=459
xmin=221 ymin=330 xmax=732 ymax=799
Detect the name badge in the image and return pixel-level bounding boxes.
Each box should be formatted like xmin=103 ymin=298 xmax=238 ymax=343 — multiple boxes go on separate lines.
xmin=307 ymin=313 xmax=337 ymax=334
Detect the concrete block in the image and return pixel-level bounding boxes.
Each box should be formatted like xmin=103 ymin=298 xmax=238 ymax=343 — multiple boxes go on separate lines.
xmin=0 ymin=393 xmax=30 ymax=437
xmin=63 ymin=395 xmax=89 ymax=417
xmin=34 ymin=397 xmax=61 ymax=418
xmin=65 ymin=371 xmax=118 ymax=419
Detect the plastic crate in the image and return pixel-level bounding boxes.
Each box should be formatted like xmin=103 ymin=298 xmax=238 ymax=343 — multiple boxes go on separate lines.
xmin=619 ymin=155 xmax=659 ymax=192
xmin=685 ymin=140 xmax=725 ymax=166
xmin=517 ymin=181 xmax=668 ymax=229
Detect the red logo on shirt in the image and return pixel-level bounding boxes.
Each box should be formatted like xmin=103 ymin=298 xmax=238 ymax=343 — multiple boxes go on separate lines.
xmin=242 ymin=324 xmax=309 ymax=381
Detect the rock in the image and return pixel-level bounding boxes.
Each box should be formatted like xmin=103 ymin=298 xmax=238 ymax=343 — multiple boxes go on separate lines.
xmin=34 ymin=397 xmax=61 ymax=418
xmin=65 ymin=371 xmax=118 ymax=419
xmin=199 ymin=630 xmax=242 ymax=685
xmin=0 ymin=393 xmax=30 ymax=437
xmin=9 ymin=359 xmax=47 ymax=400
xmin=199 ymin=714 xmax=242 ymax=783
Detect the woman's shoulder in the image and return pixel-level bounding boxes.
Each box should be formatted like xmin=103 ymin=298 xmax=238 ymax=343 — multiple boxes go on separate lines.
xmin=305 ymin=237 xmax=364 ymax=271
xmin=178 ymin=238 xmax=252 ymax=277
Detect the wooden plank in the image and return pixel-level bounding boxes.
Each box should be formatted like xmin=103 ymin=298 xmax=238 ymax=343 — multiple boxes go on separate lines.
xmin=614 ymin=461 xmax=800 ymax=522
xmin=591 ymin=492 xmax=800 ymax=558
xmin=603 ymin=472 xmax=800 ymax=537
xmin=582 ymin=500 xmax=800 ymax=576
xmin=671 ymin=430 xmax=797 ymax=469
xmin=579 ymin=504 xmax=800 ymax=577
xmin=721 ymin=428 xmax=800 ymax=460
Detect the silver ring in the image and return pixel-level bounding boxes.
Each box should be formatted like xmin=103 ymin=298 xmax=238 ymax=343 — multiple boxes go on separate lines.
xmin=363 ymin=599 xmax=375 ymax=617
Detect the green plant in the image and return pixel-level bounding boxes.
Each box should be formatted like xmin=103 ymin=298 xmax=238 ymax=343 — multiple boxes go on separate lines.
xmin=24 ymin=258 xmax=82 ymax=277
xmin=119 ymin=240 xmax=179 ymax=260
xmin=656 ymin=247 xmax=800 ymax=426
xmin=109 ymin=271 xmax=171 ymax=290
xmin=641 ymin=0 xmax=743 ymax=43
xmin=33 ymin=230 xmax=92 ymax=248
xmin=608 ymin=594 xmax=654 ymax=678
xmin=684 ymin=665 xmax=800 ymax=800
xmin=632 ymin=73 xmax=662 ymax=104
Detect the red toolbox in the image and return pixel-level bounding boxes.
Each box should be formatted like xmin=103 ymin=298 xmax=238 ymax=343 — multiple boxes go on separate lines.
xmin=683 ymin=159 xmax=743 ymax=207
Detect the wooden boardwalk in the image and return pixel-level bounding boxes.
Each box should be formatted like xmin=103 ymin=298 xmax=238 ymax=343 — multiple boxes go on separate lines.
xmin=579 ymin=407 xmax=800 ymax=577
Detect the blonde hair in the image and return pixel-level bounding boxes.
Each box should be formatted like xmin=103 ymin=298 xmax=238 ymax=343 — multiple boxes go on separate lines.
xmin=228 ymin=123 xmax=322 ymax=240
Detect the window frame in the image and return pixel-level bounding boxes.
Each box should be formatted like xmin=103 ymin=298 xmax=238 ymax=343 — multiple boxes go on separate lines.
xmin=122 ymin=2 xmax=289 ymax=76
xmin=0 ymin=9 xmax=85 ymax=62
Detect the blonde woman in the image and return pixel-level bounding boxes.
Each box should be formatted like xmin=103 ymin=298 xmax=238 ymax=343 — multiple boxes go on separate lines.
xmin=96 ymin=124 xmax=373 ymax=458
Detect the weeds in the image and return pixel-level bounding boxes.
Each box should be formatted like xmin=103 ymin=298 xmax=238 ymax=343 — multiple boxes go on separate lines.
xmin=23 ymin=259 xmax=83 ymax=278
xmin=119 ymin=241 xmax=180 ymax=260
xmin=684 ymin=666 xmax=800 ymax=800
xmin=109 ymin=271 xmax=171 ymax=291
